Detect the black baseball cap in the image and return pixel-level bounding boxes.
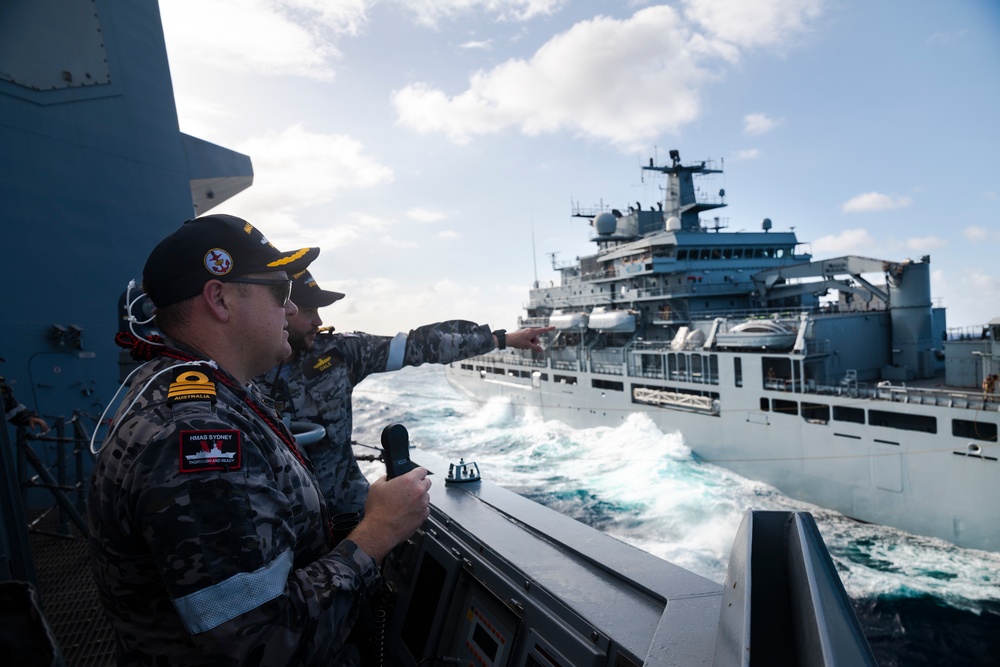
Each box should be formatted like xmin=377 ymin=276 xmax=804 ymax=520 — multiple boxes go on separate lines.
xmin=290 ymin=269 xmax=345 ymax=308
xmin=143 ymin=214 xmax=319 ymax=308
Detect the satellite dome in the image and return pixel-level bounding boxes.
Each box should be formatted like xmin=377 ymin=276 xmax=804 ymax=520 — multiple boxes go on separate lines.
xmin=666 ymin=216 xmax=681 ymax=231
xmin=762 ymin=218 xmax=772 ymax=231
xmin=594 ymin=212 xmax=617 ymax=235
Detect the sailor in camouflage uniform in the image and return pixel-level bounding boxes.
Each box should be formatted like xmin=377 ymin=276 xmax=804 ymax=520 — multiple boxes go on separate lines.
xmin=255 ymin=269 xmax=552 ymax=515
xmin=88 ymin=215 xmax=431 ymax=666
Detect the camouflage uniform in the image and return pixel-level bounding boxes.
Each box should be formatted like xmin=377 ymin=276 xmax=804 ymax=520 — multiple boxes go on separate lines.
xmin=88 ymin=339 xmax=379 ymax=666
xmin=2 ymin=375 xmax=39 ymax=427
xmin=256 ymin=321 xmax=494 ymax=515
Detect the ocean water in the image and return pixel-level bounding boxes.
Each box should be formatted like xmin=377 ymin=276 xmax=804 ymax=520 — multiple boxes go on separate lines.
xmin=352 ymin=365 xmax=1000 ymax=667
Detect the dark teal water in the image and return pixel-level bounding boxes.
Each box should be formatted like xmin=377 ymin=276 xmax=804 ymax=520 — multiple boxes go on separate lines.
xmin=353 ymin=366 xmax=1000 ymax=666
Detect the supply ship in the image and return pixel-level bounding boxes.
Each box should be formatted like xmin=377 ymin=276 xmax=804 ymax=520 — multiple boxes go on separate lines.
xmin=0 ymin=1 xmax=873 ymax=665
xmin=445 ymin=150 xmax=1000 ymax=553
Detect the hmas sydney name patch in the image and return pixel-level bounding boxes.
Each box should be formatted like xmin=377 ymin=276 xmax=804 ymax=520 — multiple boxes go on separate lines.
xmin=179 ymin=430 xmax=241 ymax=473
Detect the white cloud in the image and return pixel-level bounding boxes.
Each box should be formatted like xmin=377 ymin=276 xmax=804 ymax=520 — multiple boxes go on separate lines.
xmin=160 ymin=0 xmax=564 ymax=81
xmin=841 ymin=192 xmax=913 ymax=213
xmin=217 ymin=124 xmax=393 ymax=233
xmin=963 ymin=226 xmax=990 ymax=241
xmin=329 ymin=276 xmax=494 ymax=333
xmin=407 ymin=207 xmax=448 ymax=222
xmin=735 ymin=148 xmax=760 ymax=160
xmin=812 ymin=228 xmax=878 ymax=255
xmin=936 ymin=269 xmax=1000 ymax=329
xmin=461 ymin=40 xmax=493 ymax=50
xmin=405 ymin=0 xmax=568 ymax=26
xmin=965 ymin=270 xmax=1000 ymax=292
xmin=169 ymin=95 xmax=236 ymax=142
xmin=438 ymin=230 xmax=460 ymax=239
xmin=743 ymin=113 xmax=779 ymax=136
xmin=160 ymin=0 xmax=363 ymax=80
xmin=163 ymin=0 xmax=823 ymax=151
xmin=394 ymin=7 xmax=716 ymax=149
xmin=681 ymin=0 xmax=825 ymax=50
xmin=392 ymin=2 xmax=823 ymax=150
xmin=904 ymin=236 xmax=947 ymax=251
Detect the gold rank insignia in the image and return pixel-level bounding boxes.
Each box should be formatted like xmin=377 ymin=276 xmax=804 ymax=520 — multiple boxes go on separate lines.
xmin=312 ymin=356 xmax=333 ymax=373
xmin=167 ymin=370 xmax=217 ymax=404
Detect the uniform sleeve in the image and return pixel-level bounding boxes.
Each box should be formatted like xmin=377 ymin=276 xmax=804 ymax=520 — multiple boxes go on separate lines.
xmin=2 ymin=380 xmax=34 ymax=427
xmin=126 ymin=416 xmax=380 ymax=664
xmin=323 ymin=321 xmax=493 ymax=385
xmin=399 ymin=320 xmax=495 ymax=369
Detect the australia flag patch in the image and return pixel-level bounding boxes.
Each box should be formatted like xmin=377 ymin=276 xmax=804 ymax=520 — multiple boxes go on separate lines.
xmin=179 ymin=430 xmax=242 ymax=473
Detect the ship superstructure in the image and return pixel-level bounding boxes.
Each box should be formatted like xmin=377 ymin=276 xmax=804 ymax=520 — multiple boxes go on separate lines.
xmin=446 ymin=151 xmax=1000 ymax=552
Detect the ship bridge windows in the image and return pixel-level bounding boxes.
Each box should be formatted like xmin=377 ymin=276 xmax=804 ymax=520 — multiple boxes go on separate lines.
xmin=952 ymin=419 xmax=997 ymax=442
xmin=672 ymin=246 xmax=793 ymax=263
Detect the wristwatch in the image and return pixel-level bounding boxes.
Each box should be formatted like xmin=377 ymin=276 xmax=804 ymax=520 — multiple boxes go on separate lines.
xmin=493 ymin=329 xmax=507 ymax=350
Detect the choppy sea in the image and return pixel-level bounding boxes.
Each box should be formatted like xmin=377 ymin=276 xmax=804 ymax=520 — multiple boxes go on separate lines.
xmin=352 ymin=365 xmax=1000 ymax=667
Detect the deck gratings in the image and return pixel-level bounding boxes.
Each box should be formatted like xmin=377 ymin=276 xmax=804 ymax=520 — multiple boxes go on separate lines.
xmin=28 ymin=512 xmax=115 ymax=667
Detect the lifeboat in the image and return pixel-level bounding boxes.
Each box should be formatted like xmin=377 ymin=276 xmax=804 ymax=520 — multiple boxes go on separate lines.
xmin=588 ymin=308 xmax=636 ymax=333
xmin=549 ymin=310 xmax=589 ymax=330
xmin=715 ymin=318 xmax=797 ymax=350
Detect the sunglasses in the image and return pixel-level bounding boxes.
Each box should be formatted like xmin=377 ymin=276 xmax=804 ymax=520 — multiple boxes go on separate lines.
xmin=229 ymin=277 xmax=293 ymax=307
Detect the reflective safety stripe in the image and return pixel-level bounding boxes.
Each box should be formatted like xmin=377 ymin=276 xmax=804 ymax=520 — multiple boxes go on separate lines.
xmin=385 ymin=332 xmax=408 ymax=372
xmin=173 ymin=550 xmax=293 ymax=634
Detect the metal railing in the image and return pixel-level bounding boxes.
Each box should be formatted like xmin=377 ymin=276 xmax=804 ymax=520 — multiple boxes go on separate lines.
xmin=15 ymin=413 xmax=92 ymax=539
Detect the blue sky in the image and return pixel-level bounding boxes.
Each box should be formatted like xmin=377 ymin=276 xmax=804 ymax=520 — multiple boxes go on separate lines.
xmin=160 ymin=0 xmax=1000 ymax=334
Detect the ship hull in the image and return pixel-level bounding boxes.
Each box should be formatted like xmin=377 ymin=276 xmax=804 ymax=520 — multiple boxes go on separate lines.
xmin=445 ymin=358 xmax=1000 ymax=552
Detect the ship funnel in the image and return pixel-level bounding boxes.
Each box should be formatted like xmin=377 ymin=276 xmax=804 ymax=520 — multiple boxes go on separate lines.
xmin=884 ymin=258 xmax=935 ymax=380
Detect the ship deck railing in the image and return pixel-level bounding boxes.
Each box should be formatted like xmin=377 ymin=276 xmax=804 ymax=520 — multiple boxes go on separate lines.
xmin=466 ymin=351 xmax=999 ymax=412
xmin=519 ymin=316 xmax=552 ymax=328
xmin=527 ymin=293 xmax=614 ymax=309
xmin=476 ymin=352 xmax=548 ymax=368
xmin=789 ymin=378 xmax=1000 ymax=412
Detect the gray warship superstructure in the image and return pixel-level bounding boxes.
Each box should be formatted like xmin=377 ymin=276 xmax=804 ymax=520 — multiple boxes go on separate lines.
xmin=446 ymin=150 xmax=1000 ymax=553
xmin=0 ymin=2 xmax=872 ymax=665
